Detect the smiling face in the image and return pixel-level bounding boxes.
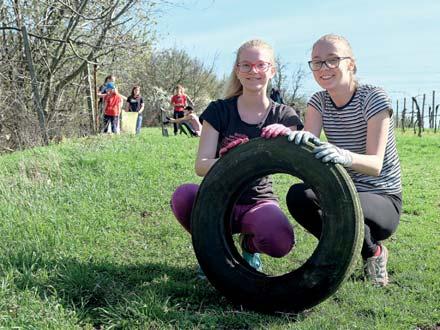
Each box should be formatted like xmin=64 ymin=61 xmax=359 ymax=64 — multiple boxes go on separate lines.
xmin=235 ymin=47 xmax=275 ymax=94
xmin=311 ymin=39 xmax=356 ymax=92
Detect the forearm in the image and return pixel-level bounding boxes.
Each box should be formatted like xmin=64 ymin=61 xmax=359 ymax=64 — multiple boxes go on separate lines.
xmin=349 ymin=153 xmax=383 ymax=177
xmin=195 ymin=158 xmax=218 ymax=177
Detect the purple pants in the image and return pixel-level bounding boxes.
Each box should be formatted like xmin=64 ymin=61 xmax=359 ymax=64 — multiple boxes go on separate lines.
xmin=171 ymin=183 xmax=294 ymax=258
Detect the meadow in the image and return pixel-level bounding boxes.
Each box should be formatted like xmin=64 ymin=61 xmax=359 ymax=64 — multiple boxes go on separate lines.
xmin=0 ymin=128 xmax=439 ymax=329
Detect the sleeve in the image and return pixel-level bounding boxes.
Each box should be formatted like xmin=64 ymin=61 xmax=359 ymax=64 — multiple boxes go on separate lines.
xmin=363 ymin=87 xmax=392 ymax=121
xmin=279 ymin=105 xmax=304 ymax=130
xmin=140 ymin=97 xmax=144 ymax=105
xmin=307 ymin=92 xmax=324 ymax=114
xmin=199 ymin=101 xmax=222 ymax=133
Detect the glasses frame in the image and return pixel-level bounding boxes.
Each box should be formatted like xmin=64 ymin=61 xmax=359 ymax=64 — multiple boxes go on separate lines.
xmin=236 ymin=61 xmax=272 ymax=73
xmin=308 ymin=57 xmax=351 ymax=71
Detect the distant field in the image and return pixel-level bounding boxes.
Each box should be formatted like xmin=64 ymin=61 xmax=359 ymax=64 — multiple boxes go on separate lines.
xmin=0 ymin=129 xmax=439 ymax=329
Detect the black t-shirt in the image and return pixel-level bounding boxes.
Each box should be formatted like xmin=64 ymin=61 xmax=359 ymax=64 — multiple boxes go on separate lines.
xmin=126 ymin=95 xmax=144 ymax=112
xmin=200 ymin=96 xmax=303 ymax=204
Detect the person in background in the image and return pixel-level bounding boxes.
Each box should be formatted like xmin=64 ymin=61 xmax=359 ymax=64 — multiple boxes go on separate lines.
xmin=168 ymin=105 xmax=202 ymax=137
xmin=270 ymin=87 xmax=284 ymax=104
xmin=102 ymin=82 xmax=123 ymax=134
xmin=125 ymin=85 xmax=144 ymax=134
xmin=97 ymin=75 xmax=115 ymax=128
xmin=170 ymin=39 xmax=303 ymax=279
xmin=286 ymin=34 xmax=402 ymax=287
xmin=170 ymin=85 xmax=193 ymax=135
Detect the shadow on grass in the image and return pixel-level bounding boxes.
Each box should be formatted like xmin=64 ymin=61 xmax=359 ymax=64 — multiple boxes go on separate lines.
xmin=6 ymin=251 xmax=303 ymax=328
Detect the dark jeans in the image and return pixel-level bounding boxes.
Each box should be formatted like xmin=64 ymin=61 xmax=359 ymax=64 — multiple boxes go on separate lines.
xmin=135 ymin=114 xmax=142 ymax=134
xmin=286 ymin=183 xmax=402 ymax=259
xmin=103 ymin=115 xmax=119 ymax=133
xmin=173 ymin=111 xmax=185 ymax=135
xmin=180 ymin=122 xmax=198 ymax=137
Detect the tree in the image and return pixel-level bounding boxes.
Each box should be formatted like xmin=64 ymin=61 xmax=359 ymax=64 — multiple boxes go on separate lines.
xmin=0 ymin=0 xmax=160 ymax=150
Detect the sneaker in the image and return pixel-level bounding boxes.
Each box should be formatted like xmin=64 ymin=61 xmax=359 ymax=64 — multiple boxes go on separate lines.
xmin=196 ymin=265 xmax=207 ymax=280
xmin=239 ymin=234 xmax=263 ymax=272
xmin=364 ymin=244 xmax=389 ymax=286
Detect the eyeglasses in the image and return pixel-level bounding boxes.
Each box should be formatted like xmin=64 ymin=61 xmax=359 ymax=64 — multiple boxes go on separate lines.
xmin=236 ymin=61 xmax=272 ymax=73
xmin=308 ymin=57 xmax=351 ymax=71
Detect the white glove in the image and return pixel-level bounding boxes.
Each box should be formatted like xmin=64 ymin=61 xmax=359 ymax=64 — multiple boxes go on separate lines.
xmin=313 ymin=143 xmax=353 ymax=167
xmin=287 ymin=130 xmax=321 ymax=145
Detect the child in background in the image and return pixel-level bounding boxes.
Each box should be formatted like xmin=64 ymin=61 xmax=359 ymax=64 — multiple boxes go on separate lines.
xmin=126 ymin=85 xmax=144 ymax=134
xmin=102 ymin=82 xmax=123 ymax=134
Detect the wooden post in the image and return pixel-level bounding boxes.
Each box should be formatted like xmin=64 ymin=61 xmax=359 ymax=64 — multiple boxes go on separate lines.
xmin=395 ymin=99 xmax=399 ymax=128
xmin=431 ymin=91 xmax=435 ymax=129
xmin=410 ymin=98 xmax=415 ymax=127
xmin=421 ymin=93 xmax=426 ymax=131
xmin=401 ymin=98 xmax=406 ymax=132
xmin=435 ymin=104 xmax=439 ymax=133
xmin=85 ymin=64 xmax=96 ymax=133
xmin=412 ymin=97 xmax=422 ymax=137
xmin=21 ymin=25 xmax=49 ymax=145
xmin=93 ymin=64 xmax=100 ymax=132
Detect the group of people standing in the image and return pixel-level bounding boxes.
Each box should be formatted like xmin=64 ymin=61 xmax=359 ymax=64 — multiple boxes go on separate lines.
xmin=97 ymin=78 xmax=201 ymax=137
xmin=168 ymin=85 xmax=202 ymax=137
xmin=97 ymin=75 xmax=144 ymax=135
xmin=170 ymin=34 xmax=402 ymax=287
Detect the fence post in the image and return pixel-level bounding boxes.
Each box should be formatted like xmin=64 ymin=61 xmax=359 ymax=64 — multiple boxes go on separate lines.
xmin=431 ymin=91 xmax=435 ymax=129
xmin=85 ymin=64 xmax=96 ymax=133
xmin=412 ymin=97 xmax=423 ymax=137
xmin=395 ymin=99 xmax=399 ymax=128
xmin=421 ymin=94 xmax=426 ymax=131
xmin=21 ymin=25 xmax=49 ymax=145
xmin=410 ymin=98 xmax=415 ymax=127
xmin=401 ymin=98 xmax=406 ymax=132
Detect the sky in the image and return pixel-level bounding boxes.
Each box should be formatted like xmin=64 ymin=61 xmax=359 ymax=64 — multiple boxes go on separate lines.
xmin=156 ymin=0 xmax=440 ymax=102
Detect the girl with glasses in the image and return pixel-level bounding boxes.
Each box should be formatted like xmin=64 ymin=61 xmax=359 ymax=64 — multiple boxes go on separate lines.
xmin=170 ymin=39 xmax=303 ymax=278
xmin=287 ymin=34 xmax=402 ymax=286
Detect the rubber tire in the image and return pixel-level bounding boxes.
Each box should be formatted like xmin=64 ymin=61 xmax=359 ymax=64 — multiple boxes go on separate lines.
xmin=191 ymin=137 xmax=364 ymax=313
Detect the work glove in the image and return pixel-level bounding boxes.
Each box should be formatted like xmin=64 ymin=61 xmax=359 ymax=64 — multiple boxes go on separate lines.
xmin=287 ymin=130 xmax=321 ymax=145
xmin=313 ymin=143 xmax=353 ymax=167
xmin=219 ymin=133 xmax=249 ymax=157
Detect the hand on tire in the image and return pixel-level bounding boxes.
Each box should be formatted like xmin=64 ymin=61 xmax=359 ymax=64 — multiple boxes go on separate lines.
xmin=260 ymin=124 xmax=291 ymax=139
xmin=313 ymin=143 xmax=353 ymax=167
xmin=287 ymin=130 xmax=321 ymax=145
xmin=219 ymin=133 xmax=249 ymax=157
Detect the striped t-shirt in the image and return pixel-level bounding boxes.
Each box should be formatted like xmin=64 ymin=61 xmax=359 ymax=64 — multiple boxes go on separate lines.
xmin=308 ymin=84 xmax=402 ymax=195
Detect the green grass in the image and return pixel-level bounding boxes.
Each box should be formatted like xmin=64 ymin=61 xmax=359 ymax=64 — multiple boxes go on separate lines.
xmin=0 ymin=129 xmax=439 ymax=329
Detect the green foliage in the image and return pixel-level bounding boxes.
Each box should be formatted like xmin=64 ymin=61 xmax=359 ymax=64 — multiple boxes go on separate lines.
xmin=0 ymin=130 xmax=439 ymax=329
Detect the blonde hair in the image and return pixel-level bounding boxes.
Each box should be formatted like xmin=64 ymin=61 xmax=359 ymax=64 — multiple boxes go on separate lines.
xmin=313 ymin=34 xmax=357 ymax=75
xmin=174 ymin=84 xmax=184 ymax=94
xmin=223 ymin=39 xmax=275 ymax=99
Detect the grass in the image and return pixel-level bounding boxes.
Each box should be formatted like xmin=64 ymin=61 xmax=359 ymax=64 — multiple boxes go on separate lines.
xmin=0 ymin=128 xmax=439 ymax=329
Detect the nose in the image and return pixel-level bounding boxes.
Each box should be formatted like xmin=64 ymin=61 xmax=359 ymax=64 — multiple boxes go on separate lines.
xmin=250 ymin=64 xmax=259 ymax=73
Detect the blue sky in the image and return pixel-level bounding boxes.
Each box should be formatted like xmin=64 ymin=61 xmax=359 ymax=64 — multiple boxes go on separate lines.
xmin=156 ymin=0 xmax=440 ymax=101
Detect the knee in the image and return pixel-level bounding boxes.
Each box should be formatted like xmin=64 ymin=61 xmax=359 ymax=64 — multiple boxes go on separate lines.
xmin=266 ymin=222 xmax=295 ymax=258
xmin=252 ymin=215 xmax=295 ymax=258
xmin=170 ymin=183 xmax=199 ymax=229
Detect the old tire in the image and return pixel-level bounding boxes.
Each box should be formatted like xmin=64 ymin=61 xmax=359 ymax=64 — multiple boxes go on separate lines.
xmin=191 ymin=137 xmax=364 ymax=313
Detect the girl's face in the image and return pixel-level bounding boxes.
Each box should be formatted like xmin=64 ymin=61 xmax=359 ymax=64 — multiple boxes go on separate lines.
xmin=134 ymin=87 xmax=140 ymax=96
xmin=235 ymin=47 xmax=275 ymax=94
xmin=311 ymin=40 xmax=355 ymax=92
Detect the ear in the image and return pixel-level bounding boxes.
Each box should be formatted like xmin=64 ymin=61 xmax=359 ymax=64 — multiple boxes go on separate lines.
xmin=348 ymin=59 xmax=355 ymax=72
xmin=269 ymin=65 xmax=276 ymax=78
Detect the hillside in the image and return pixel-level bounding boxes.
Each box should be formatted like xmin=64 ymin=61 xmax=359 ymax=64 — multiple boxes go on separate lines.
xmin=0 ymin=128 xmax=439 ymax=329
